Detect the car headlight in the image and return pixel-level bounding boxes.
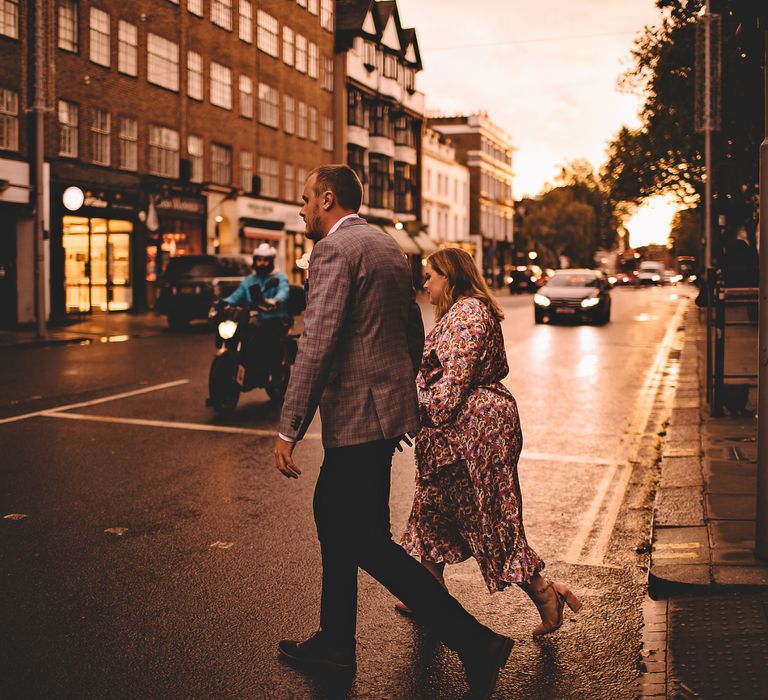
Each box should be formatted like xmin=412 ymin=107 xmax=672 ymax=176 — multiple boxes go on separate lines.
xmin=218 ymin=320 xmax=238 ymax=339
xmin=533 ymin=294 xmax=551 ymax=307
xmin=652 ymin=274 xmax=661 ymax=282
xmin=581 ymin=297 xmax=600 ymax=308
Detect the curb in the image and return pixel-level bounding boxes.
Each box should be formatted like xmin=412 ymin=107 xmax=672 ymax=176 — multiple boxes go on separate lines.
xmin=0 ymin=335 xmax=91 ymax=349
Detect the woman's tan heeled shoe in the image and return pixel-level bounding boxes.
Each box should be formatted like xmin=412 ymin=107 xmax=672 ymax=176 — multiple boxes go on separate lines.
xmin=531 ymin=580 xmax=583 ymax=638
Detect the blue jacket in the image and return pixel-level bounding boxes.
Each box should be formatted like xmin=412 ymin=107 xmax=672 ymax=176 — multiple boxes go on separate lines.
xmin=224 ymin=271 xmax=290 ymax=320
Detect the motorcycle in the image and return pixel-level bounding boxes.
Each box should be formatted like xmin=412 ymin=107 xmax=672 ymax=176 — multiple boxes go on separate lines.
xmin=206 ymin=280 xmax=305 ymax=413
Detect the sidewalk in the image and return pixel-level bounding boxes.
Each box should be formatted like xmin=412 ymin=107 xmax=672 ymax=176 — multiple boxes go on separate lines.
xmin=0 ymin=311 xmax=172 ymax=349
xmin=640 ymin=303 xmax=768 ymax=699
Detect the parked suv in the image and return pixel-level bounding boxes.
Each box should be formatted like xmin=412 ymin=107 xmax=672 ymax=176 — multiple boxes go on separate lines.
xmin=156 ymin=254 xmax=252 ymax=329
xmin=637 ymin=260 xmax=665 ymax=285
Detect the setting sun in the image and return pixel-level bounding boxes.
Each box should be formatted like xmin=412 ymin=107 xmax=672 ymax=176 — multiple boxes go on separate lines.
xmin=624 ymin=196 xmax=680 ymax=248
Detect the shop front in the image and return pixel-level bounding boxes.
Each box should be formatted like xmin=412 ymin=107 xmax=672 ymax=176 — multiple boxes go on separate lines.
xmin=51 ymin=182 xmax=139 ymax=317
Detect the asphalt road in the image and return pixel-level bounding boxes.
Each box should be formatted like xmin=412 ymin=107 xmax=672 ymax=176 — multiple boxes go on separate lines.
xmin=0 ymin=284 xmax=691 ymax=699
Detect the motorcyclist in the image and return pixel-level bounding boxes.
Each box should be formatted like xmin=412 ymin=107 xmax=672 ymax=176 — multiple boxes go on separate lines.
xmin=223 ymin=243 xmax=290 ymax=379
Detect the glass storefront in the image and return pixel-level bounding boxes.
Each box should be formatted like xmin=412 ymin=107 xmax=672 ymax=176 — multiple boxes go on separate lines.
xmin=63 ymin=216 xmax=133 ymax=312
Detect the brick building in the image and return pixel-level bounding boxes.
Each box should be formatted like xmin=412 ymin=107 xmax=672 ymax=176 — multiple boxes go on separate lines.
xmin=428 ymin=112 xmax=515 ymax=286
xmin=335 ymin=0 xmax=432 ymax=279
xmin=0 ymin=0 xmax=336 ymax=325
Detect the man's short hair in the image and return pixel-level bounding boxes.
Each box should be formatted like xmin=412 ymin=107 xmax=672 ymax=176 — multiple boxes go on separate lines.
xmin=309 ymin=164 xmax=363 ymax=212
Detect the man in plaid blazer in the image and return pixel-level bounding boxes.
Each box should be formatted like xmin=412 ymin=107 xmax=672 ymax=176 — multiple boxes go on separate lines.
xmin=273 ymin=165 xmax=513 ymax=699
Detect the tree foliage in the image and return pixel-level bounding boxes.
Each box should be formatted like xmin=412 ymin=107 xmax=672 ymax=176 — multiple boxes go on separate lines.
xmin=602 ymin=0 xmax=764 ymax=240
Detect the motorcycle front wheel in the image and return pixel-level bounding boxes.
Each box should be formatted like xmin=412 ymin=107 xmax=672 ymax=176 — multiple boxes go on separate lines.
xmin=208 ymin=353 xmax=241 ymax=413
xmin=266 ymin=360 xmax=291 ymax=403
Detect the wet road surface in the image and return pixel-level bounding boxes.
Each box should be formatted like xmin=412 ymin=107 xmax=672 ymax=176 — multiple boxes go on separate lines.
xmin=0 ymin=285 xmax=690 ymax=699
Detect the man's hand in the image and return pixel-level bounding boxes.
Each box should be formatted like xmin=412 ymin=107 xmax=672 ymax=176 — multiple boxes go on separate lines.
xmin=394 ymin=432 xmax=415 ymax=453
xmin=274 ymin=435 xmax=301 ymax=479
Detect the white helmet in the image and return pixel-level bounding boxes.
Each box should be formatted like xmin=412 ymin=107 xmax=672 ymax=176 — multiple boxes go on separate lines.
xmin=252 ymin=242 xmax=277 ymax=258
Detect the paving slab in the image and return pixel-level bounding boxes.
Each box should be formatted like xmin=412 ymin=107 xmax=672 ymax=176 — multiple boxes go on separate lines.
xmin=654 ymin=487 xmax=704 ymax=527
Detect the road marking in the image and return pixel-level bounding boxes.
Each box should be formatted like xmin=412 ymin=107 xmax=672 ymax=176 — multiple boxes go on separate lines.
xmin=652 ymin=552 xmax=699 ymax=560
xmin=565 ymin=298 xmax=689 ymax=566
xmin=0 ymin=380 xmax=190 ymax=425
xmin=39 ymin=410 xmax=322 ymax=440
xmin=522 ymin=451 xmax=613 ymax=466
xmin=654 ymin=542 xmax=701 ymax=550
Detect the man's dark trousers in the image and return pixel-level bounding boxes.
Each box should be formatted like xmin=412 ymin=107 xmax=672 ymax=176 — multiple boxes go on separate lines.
xmin=313 ymin=439 xmax=494 ymax=655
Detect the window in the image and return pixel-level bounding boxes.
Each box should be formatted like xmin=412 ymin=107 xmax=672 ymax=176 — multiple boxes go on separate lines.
xmin=238 ymin=0 xmax=252 ymax=43
xmin=211 ymin=0 xmax=233 ymax=30
xmin=239 ymin=75 xmax=253 ymax=118
xmin=363 ymin=41 xmax=376 ymax=69
xmin=118 ymin=21 xmax=137 ymax=76
xmin=282 ymin=26 xmax=294 ymax=66
xmin=394 ymin=114 xmax=414 ymax=147
xmin=58 ymin=1 xmax=78 ymax=52
xmin=347 ymin=144 xmax=366 ymax=185
xmin=188 ymin=134 xmax=204 ymax=182
xmin=0 ymin=89 xmax=19 ymax=151
xmin=296 ymin=0 xmax=306 ymax=8
xmin=308 ymin=106 xmax=317 ymax=142
xmin=58 ymin=100 xmax=78 ymax=157
xmin=370 ymin=103 xmax=390 ymax=138
xmin=89 ymin=8 xmax=110 ymax=67
xmin=295 ymin=34 xmax=307 ymax=73
xmin=283 ymin=95 xmax=295 ymax=134
xmin=321 ymin=117 xmax=333 ymax=152
xmin=383 ymin=53 xmax=398 ymax=80
xmin=368 ymin=154 xmax=392 ymax=209
xmin=257 ymin=10 xmax=279 ymax=57
xmin=119 ymin=117 xmax=137 ymax=170
xmin=188 ymin=0 xmax=203 ymax=16
xmin=148 ymin=34 xmax=179 ymax=91
xmin=308 ymin=0 xmax=318 ymax=15
xmin=211 ymin=143 xmax=232 ymax=184
xmin=320 ymin=0 xmax=333 ymax=31
xmin=90 ymin=108 xmax=110 ymax=165
xmin=394 ymin=162 xmax=413 ymax=213
xmin=296 ymin=166 xmax=307 ymax=200
xmin=1 ymin=0 xmax=19 ymax=39
xmin=187 ymin=51 xmax=203 ymax=100
xmin=283 ymin=164 xmax=295 ymax=201
xmin=149 ymin=125 xmax=179 ymax=177
xmin=347 ymin=89 xmax=367 ymax=128
xmin=258 ymin=156 xmax=278 ymax=198
xmin=321 ymin=56 xmax=333 ymax=91
xmin=258 ymin=83 xmax=278 ymax=127
xmin=240 ymin=150 xmax=253 ymax=192
xmin=296 ymin=101 xmax=307 ymax=139
xmin=210 ymin=62 xmax=232 ymax=109
xmin=308 ymin=41 xmax=318 ymax=79
xmin=403 ymin=66 xmax=415 ymax=93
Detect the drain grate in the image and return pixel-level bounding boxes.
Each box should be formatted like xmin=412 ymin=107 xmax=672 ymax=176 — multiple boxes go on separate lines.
xmin=668 ymin=593 xmax=768 ymax=699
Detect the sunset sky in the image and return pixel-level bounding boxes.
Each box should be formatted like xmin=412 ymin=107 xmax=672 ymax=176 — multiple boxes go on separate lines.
xmin=396 ymin=0 xmax=672 ymax=247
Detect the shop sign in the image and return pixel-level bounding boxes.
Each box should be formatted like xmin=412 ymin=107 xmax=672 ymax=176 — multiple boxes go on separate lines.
xmin=156 ymin=196 xmax=203 ymax=214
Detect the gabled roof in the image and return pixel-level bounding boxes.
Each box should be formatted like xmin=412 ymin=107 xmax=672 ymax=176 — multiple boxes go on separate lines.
xmin=401 ymin=28 xmax=423 ymax=69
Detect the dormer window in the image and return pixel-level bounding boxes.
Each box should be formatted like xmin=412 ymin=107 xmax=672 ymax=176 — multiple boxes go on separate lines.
xmin=363 ymin=41 xmax=377 ymax=71
xmin=383 ymin=53 xmax=398 ymax=80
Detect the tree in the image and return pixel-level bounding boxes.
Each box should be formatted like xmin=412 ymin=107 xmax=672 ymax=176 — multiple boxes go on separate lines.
xmin=602 ymin=0 xmax=763 ymax=241
xmin=669 ymin=208 xmax=704 ymax=260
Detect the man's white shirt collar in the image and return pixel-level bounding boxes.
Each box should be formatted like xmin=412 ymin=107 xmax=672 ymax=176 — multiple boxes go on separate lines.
xmin=327 ymin=213 xmax=359 ymax=237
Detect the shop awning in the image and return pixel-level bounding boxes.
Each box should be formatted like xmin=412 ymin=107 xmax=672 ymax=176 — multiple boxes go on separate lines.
xmin=413 ymin=232 xmax=438 ymax=254
xmin=381 ymin=225 xmax=420 ymax=255
xmin=241 ymin=227 xmax=283 ymax=240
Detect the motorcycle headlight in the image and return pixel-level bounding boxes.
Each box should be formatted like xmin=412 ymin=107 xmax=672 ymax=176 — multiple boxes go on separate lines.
xmin=533 ymin=294 xmax=551 ymax=307
xmin=218 ymin=320 xmax=238 ymax=339
xmin=581 ymin=297 xmax=600 ymax=308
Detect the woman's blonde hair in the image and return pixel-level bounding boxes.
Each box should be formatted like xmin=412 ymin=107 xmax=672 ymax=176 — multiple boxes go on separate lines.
xmin=427 ymin=248 xmax=504 ymax=322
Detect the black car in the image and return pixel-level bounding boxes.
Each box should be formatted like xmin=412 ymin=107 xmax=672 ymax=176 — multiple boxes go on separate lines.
xmin=533 ymin=269 xmax=612 ymax=325
xmin=156 ymin=254 xmax=251 ymax=329
xmin=506 ymin=265 xmax=544 ymax=294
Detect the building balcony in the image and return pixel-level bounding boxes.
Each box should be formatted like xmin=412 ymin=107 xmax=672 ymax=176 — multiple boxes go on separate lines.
xmin=369 ymin=135 xmax=395 ymax=158
xmin=394 ymin=144 xmax=417 ymax=165
xmin=347 ymin=125 xmax=370 ymax=149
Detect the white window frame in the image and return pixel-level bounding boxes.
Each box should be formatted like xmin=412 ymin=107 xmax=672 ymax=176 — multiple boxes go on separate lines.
xmin=308 ymin=41 xmax=318 ymax=79
xmin=58 ymin=100 xmax=79 ymax=157
xmin=187 ymin=0 xmax=203 ymax=16
xmin=295 ymin=34 xmax=307 ymax=73
xmin=308 ymin=106 xmax=317 ymax=142
xmin=258 ymin=83 xmax=279 ymax=128
xmin=0 ymin=88 xmax=19 ymax=151
xmin=283 ymin=95 xmax=295 ymax=134
xmin=147 ymin=33 xmax=180 ymax=92
xmin=210 ymin=61 xmax=233 ymax=110
xmin=89 ymin=7 xmax=111 ymax=67
xmin=258 ymin=156 xmax=279 ymax=198
xmin=0 ymin=0 xmax=19 ymax=39
xmin=296 ymin=166 xmax=307 ymax=201
xmin=119 ymin=116 xmax=137 ymax=171
xmin=297 ymin=101 xmax=307 ymax=139
xmin=240 ymin=150 xmax=253 ymax=192
xmin=187 ymin=51 xmax=203 ymax=100
xmin=321 ymin=55 xmax=333 ymax=91
xmin=211 ymin=0 xmax=233 ymax=31
xmin=296 ymin=0 xmax=307 ymax=8
xmin=283 ymin=163 xmax=295 ymax=202
xmin=320 ymin=0 xmax=333 ymax=32
xmin=57 ymin=0 xmax=78 ymax=52
xmin=188 ymin=134 xmax=204 ymax=182
xmin=149 ymin=124 xmax=180 ymax=178
xmin=257 ymin=10 xmax=279 ymax=58
xmin=90 ymin=108 xmax=111 ymax=165
xmin=211 ymin=142 xmax=232 ymax=185
xmin=282 ymin=26 xmax=294 ymax=66
xmin=118 ymin=20 xmax=138 ymax=76
xmin=308 ymin=0 xmax=318 ymax=16
xmin=238 ymin=0 xmax=252 ymax=43
xmin=321 ymin=116 xmax=333 ymax=152
xmin=239 ymin=74 xmax=253 ymax=118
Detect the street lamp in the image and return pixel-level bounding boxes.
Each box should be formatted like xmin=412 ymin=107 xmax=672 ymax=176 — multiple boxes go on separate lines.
xmin=528 ymin=251 xmax=538 ymax=261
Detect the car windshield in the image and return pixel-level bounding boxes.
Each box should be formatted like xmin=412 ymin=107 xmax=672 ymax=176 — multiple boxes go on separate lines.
xmin=162 ymin=256 xmax=249 ymax=278
xmin=546 ymin=273 xmax=599 ymax=288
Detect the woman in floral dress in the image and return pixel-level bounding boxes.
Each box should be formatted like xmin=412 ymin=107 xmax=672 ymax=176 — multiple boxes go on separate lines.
xmin=399 ymin=248 xmax=581 ymax=637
